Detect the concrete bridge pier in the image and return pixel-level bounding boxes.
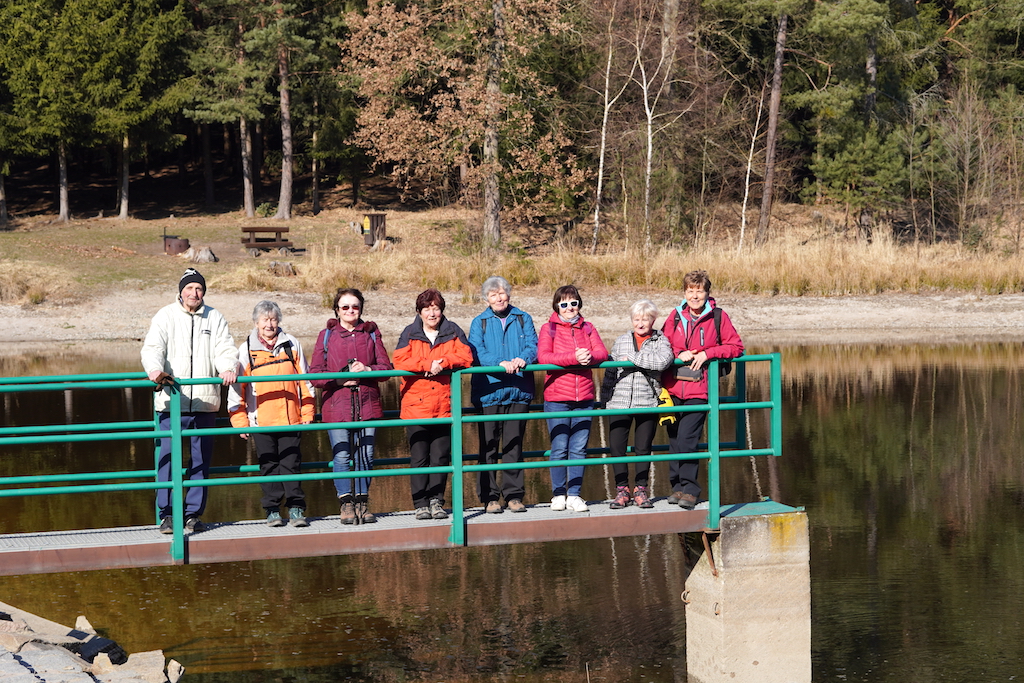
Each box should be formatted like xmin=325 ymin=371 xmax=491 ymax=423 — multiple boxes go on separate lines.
xmin=685 ymin=511 xmax=810 ymax=683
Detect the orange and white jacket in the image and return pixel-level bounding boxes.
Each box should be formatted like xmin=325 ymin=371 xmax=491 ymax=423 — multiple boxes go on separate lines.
xmin=228 ymin=330 xmax=315 ymax=429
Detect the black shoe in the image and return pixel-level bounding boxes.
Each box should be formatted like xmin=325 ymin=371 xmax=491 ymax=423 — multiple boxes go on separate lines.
xmin=159 ymin=517 xmax=173 ymax=535
xmin=184 ymin=515 xmax=205 ymax=532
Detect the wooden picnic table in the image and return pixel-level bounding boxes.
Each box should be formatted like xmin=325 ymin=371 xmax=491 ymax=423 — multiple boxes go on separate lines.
xmin=241 ymin=226 xmax=293 ymax=251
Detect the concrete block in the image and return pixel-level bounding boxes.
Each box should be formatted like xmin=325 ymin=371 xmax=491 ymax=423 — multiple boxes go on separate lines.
xmin=685 ymin=511 xmax=811 ymax=683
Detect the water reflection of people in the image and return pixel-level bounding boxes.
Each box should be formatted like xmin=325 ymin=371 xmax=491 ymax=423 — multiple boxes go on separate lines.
xmin=599 ymin=300 xmax=674 ymax=510
xmin=141 ymin=268 xmax=239 ymax=534
xmin=394 ymin=289 xmax=473 ymax=521
xmin=228 ymin=301 xmax=315 ymax=527
xmin=310 ymin=288 xmax=392 ymax=525
xmin=537 ymin=285 xmax=609 ymax=513
xmin=468 ymin=276 xmax=538 ymax=514
xmin=661 ymin=270 xmax=744 ymax=509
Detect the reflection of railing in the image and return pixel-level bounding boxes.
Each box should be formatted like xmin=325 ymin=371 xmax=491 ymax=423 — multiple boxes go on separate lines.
xmin=0 ymin=354 xmax=781 ymax=562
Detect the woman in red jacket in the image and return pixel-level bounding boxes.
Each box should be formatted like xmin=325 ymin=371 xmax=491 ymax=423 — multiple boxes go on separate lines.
xmin=393 ymin=289 xmax=473 ymax=520
xmin=661 ymin=270 xmax=744 ymax=509
xmin=310 ymin=288 xmax=392 ymax=525
xmin=537 ymin=285 xmax=608 ymax=512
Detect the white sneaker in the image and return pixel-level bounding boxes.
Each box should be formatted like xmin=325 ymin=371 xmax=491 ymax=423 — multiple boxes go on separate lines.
xmin=565 ymin=496 xmax=589 ymax=512
xmin=550 ymin=495 xmax=567 ymax=511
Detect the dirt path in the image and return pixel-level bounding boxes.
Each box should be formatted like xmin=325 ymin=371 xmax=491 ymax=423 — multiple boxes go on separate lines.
xmin=4 ymin=287 xmax=1024 ymax=356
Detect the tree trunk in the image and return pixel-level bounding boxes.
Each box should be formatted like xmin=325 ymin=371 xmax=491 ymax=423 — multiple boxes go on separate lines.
xmin=482 ymin=0 xmax=506 ymax=249
xmin=253 ymin=121 xmax=263 ymax=200
xmin=274 ymin=45 xmax=293 ymax=220
xmin=58 ymin=141 xmax=70 ymax=222
xmin=118 ymin=132 xmax=130 ymax=220
xmin=240 ymin=116 xmax=255 ymax=217
xmin=660 ymin=0 xmax=679 ymax=95
xmin=754 ymin=13 xmax=787 ymax=246
xmin=0 ymin=170 xmax=7 ymax=227
xmin=311 ymin=129 xmax=320 ymax=215
xmin=592 ymin=4 xmax=626 ymax=254
xmin=864 ymin=33 xmax=877 ymax=120
xmin=739 ymin=86 xmax=767 ymax=254
xmin=202 ymin=123 xmax=215 ymax=205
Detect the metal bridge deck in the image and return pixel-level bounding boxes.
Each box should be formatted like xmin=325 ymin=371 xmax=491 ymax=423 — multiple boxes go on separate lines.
xmin=0 ymin=499 xmax=796 ymax=576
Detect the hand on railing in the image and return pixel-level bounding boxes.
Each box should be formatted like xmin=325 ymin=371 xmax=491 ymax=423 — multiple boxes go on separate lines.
xmin=148 ymin=371 xmax=175 ymax=391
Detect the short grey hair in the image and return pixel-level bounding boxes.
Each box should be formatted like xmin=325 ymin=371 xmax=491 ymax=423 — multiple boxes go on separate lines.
xmin=629 ymin=299 xmax=658 ymax=322
xmin=481 ymin=276 xmax=512 ymax=300
xmin=252 ymin=300 xmax=282 ymax=323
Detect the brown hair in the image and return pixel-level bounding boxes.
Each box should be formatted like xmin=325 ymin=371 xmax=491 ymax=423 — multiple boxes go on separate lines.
xmin=415 ymin=288 xmax=446 ymax=312
xmin=682 ymin=270 xmax=712 ymax=293
xmin=332 ymin=288 xmax=365 ymax=314
xmin=551 ymin=285 xmax=583 ymax=312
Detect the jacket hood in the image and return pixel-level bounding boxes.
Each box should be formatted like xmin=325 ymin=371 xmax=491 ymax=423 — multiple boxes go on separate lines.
xmin=325 ymin=318 xmax=378 ymax=335
xmin=547 ymin=311 xmax=586 ymax=327
xmin=407 ymin=314 xmax=461 ymax=343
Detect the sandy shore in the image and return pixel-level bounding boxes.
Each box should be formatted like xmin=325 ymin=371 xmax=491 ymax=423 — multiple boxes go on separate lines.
xmin=3 ymin=288 xmax=1024 ymax=356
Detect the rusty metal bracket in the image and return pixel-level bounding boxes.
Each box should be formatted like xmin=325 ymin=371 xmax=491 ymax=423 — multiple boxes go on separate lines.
xmin=702 ymin=531 xmax=719 ymax=577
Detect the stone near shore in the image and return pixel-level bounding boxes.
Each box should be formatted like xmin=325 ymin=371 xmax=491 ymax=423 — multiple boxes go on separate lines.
xmin=0 ymin=602 xmax=182 ymax=683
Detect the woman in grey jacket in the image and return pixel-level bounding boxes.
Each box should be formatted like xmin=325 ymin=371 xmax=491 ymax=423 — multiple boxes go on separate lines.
xmin=599 ymin=300 xmax=674 ymax=509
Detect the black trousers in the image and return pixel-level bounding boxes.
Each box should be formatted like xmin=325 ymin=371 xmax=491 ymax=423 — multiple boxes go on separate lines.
xmin=608 ymin=413 xmax=658 ymax=487
xmin=476 ymin=402 xmax=528 ymax=503
xmin=407 ymin=424 xmax=451 ymax=509
xmin=666 ymin=399 xmax=707 ymax=497
xmin=253 ymin=432 xmax=305 ymax=510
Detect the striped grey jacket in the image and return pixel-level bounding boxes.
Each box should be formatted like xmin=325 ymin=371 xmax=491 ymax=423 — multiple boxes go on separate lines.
xmin=599 ymin=330 xmax=674 ymax=410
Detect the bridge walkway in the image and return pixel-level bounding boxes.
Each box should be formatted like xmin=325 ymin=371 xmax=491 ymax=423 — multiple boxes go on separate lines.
xmin=0 ymin=499 xmax=795 ymax=576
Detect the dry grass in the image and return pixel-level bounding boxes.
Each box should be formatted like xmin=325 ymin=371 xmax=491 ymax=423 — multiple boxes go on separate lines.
xmin=295 ymin=211 xmax=1024 ymax=299
xmin=0 ymin=260 xmax=75 ymax=305
xmin=4 ymin=204 xmax=1024 ymax=305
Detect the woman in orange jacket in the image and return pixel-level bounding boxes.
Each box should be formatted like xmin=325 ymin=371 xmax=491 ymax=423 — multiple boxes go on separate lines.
xmin=393 ymin=289 xmax=473 ymax=520
xmin=228 ymin=301 xmax=315 ymax=527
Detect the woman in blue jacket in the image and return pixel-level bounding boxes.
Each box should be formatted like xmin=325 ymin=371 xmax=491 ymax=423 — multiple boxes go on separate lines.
xmin=468 ymin=276 xmax=538 ymax=514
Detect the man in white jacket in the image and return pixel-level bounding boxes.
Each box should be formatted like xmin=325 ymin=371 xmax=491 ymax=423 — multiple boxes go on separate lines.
xmin=141 ymin=269 xmax=238 ymax=534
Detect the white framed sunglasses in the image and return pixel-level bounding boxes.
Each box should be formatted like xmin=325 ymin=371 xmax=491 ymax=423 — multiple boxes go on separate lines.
xmin=558 ymin=300 xmax=580 ymax=309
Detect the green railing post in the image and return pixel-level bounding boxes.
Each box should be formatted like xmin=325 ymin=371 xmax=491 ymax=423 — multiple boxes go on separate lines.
xmin=734 ymin=361 xmax=748 ymax=450
xmin=168 ymin=386 xmax=185 ymax=562
xmin=771 ymin=353 xmax=783 ymax=458
xmin=448 ymin=371 xmax=466 ymax=545
xmin=707 ymin=360 xmax=722 ymax=530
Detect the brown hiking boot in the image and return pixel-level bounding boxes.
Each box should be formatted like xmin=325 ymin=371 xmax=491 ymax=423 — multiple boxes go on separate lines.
xmin=339 ymin=496 xmax=356 ymax=525
xmin=506 ymin=499 xmax=527 ymax=513
xmin=486 ymin=500 xmax=503 ymax=514
xmin=355 ymin=497 xmax=377 ymax=524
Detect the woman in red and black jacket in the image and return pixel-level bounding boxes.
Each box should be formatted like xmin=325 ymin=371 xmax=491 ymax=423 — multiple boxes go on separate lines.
xmin=310 ymin=288 xmax=392 ymax=525
xmin=660 ymin=270 xmax=744 ymax=510
xmin=393 ymin=289 xmax=473 ymax=521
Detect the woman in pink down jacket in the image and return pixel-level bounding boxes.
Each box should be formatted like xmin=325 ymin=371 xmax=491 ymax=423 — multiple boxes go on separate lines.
xmin=537 ymin=285 xmax=608 ymax=513
xmin=660 ymin=270 xmax=743 ymax=510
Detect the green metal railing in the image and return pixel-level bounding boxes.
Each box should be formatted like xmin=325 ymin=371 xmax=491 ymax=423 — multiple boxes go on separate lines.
xmin=0 ymin=354 xmax=781 ymax=561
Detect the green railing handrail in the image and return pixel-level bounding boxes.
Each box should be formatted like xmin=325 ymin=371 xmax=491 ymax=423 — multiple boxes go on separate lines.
xmin=0 ymin=354 xmax=781 ymax=559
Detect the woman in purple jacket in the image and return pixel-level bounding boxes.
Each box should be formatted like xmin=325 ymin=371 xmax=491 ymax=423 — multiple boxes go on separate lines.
xmin=537 ymin=285 xmax=608 ymax=512
xmin=311 ymin=288 xmax=393 ymax=525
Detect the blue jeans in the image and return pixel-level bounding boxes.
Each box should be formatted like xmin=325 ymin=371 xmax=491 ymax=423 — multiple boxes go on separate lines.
xmin=328 ymin=428 xmax=376 ymax=498
xmin=545 ymin=401 xmax=592 ymax=497
xmin=157 ymin=412 xmax=214 ymax=518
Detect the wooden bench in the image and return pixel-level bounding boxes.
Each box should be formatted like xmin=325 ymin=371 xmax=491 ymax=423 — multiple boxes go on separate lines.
xmin=241 ymin=226 xmax=293 ymax=251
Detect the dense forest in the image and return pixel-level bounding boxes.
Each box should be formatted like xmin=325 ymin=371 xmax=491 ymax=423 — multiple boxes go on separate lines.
xmin=0 ymin=0 xmax=1021 ymax=251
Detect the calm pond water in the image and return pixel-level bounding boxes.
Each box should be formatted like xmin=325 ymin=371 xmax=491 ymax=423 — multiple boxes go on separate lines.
xmin=1 ymin=342 xmax=1024 ymax=681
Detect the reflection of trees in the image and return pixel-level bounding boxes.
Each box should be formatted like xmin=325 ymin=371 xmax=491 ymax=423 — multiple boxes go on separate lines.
xmin=778 ymin=343 xmax=1024 ymax=681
